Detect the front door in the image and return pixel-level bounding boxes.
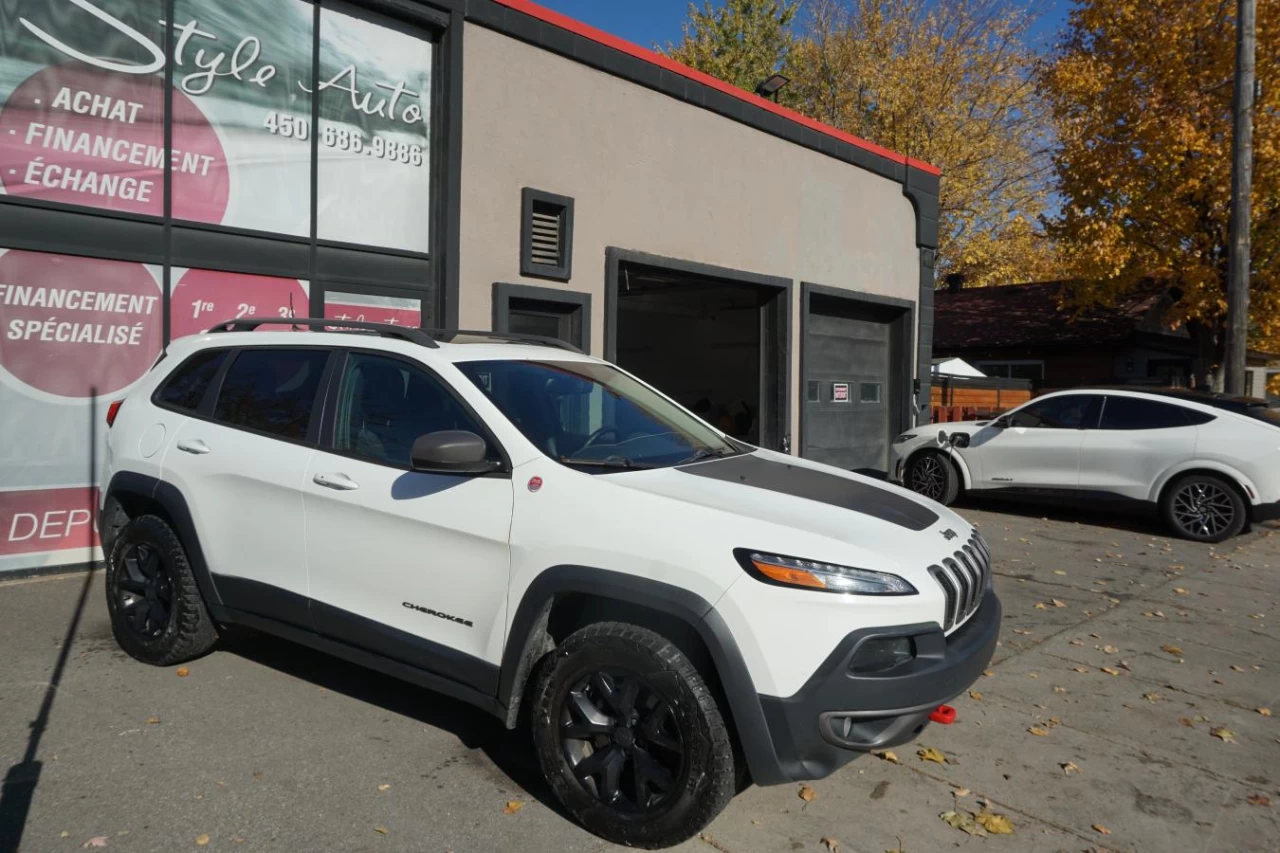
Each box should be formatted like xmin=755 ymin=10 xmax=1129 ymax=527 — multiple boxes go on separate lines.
xmin=974 ymin=394 xmax=1102 ymax=491
xmin=163 ymin=347 xmax=332 ymax=625
xmin=303 ymin=350 xmax=514 ymax=691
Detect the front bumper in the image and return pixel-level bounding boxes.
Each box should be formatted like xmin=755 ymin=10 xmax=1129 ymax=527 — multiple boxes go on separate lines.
xmin=755 ymin=589 xmax=1001 ymax=782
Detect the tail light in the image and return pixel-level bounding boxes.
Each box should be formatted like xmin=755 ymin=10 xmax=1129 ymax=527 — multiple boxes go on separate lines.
xmin=106 ymin=400 xmax=123 ymax=427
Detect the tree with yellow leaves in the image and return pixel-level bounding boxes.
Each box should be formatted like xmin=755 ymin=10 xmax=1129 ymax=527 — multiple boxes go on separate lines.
xmin=1042 ymin=0 xmax=1279 ymax=387
xmin=665 ymin=0 xmax=1061 ymax=285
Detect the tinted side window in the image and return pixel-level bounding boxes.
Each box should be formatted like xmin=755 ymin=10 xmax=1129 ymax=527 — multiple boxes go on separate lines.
xmin=213 ymin=349 xmax=328 ymax=441
xmin=1100 ymin=396 xmax=1197 ymax=430
xmin=332 ymin=353 xmax=495 ymax=468
xmin=1009 ymin=395 xmax=1099 ymax=429
xmin=155 ymin=349 xmax=228 ymax=412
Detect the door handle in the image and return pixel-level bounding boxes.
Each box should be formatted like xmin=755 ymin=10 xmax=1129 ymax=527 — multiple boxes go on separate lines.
xmin=313 ymin=472 xmax=359 ymax=491
xmin=176 ymin=439 xmax=210 ymax=455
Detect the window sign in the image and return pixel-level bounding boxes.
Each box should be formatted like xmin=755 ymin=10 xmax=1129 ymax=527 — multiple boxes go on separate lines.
xmin=323 ymin=290 xmax=422 ymax=328
xmin=0 ymin=0 xmax=169 ymax=216
xmin=0 ymin=247 xmax=163 ymax=571
xmin=170 ymin=268 xmax=309 ymax=340
xmin=316 ymin=3 xmax=432 ymax=252
xmin=831 ymin=382 xmax=850 ymax=403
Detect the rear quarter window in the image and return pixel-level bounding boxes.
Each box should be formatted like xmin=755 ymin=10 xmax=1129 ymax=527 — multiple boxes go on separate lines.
xmin=212 ymin=348 xmax=329 ymax=441
xmin=153 ymin=349 xmax=230 ymax=413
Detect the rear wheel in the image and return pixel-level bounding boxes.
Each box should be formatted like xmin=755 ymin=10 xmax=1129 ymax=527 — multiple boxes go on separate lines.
xmin=905 ymin=451 xmax=960 ymax=505
xmin=1161 ymin=474 xmax=1246 ymax=543
xmin=530 ymin=622 xmax=734 ymax=848
xmin=106 ymin=515 xmax=218 ymax=665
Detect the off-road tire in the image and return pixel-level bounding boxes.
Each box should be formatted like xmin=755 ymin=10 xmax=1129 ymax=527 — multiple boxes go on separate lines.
xmin=1161 ymin=474 xmax=1246 ymax=543
xmin=530 ymin=622 xmax=735 ymax=848
xmin=106 ymin=514 xmax=218 ymax=665
xmin=905 ymin=450 xmax=961 ymax=505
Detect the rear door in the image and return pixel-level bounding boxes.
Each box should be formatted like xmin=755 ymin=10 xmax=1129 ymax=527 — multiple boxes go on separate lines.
xmin=162 ymin=346 xmax=332 ymax=626
xmin=974 ymin=394 xmax=1101 ymax=491
xmin=302 ymin=350 xmax=514 ymax=688
xmin=1077 ymin=395 xmax=1201 ymax=499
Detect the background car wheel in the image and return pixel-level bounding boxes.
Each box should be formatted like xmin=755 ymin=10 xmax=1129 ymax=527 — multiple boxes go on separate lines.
xmin=530 ymin=622 xmax=735 ymax=849
xmin=1161 ymin=474 xmax=1246 ymax=542
xmin=905 ymin=451 xmax=960 ymax=505
xmin=106 ymin=515 xmax=218 ymax=666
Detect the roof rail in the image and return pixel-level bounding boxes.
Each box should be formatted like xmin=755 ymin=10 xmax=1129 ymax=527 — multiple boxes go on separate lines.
xmin=424 ymin=329 xmax=584 ymax=353
xmin=206 ymin=317 xmax=439 ymax=348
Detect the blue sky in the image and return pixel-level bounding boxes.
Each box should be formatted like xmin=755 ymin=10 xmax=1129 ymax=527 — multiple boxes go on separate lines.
xmin=537 ymin=1 xmax=1072 ymax=54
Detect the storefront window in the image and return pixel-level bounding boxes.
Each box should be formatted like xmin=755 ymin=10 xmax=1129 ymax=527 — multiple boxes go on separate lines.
xmin=0 ymin=247 xmax=163 ymax=569
xmin=169 ymin=0 xmax=315 ymax=234
xmin=170 ymin=268 xmax=309 ymax=339
xmin=0 ymin=0 xmax=167 ymax=216
xmin=323 ymin=290 xmax=422 ymax=327
xmin=316 ymin=3 xmax=432 ymax=253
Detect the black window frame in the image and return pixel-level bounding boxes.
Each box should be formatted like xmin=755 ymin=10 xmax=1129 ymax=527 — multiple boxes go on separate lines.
xmin=1006 ymin=394 xmax=1103 ymax=430
xmin=519 ymin=188 xmax=575 ymax=282
xmin=316 ymin=348 xmax=512 ymax=476
xmin=151 ymin=348 xmax=234 ymax=415
xmin=1098 ymin=395 xmax=1214 ymax=430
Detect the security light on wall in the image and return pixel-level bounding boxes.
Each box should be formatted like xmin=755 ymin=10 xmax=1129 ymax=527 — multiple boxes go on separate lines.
xmin=755 ymin=74 xmax=789 ymax=100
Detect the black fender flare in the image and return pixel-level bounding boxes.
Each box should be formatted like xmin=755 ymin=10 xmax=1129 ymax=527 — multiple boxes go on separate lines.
xmin=103 ymin=472 xmax=223 ymax=609
xmin=498 ymin=566 xmax=790 ymax=786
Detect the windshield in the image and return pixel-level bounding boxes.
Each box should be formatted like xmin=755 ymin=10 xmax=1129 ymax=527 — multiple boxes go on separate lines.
xmin=456 ymin=360 xmax=741 ymax=470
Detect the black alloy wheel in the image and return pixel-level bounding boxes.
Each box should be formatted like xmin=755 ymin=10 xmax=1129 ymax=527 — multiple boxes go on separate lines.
xmin=559 ymin=669 xmax=685 ymax=813
xmin=909 ymin=454 xmax=947 ymax=500
xmin=115 ymin=542 xmax=174 ymax=641
xmin=1169 ymin=479 xmax=1240 ymax=541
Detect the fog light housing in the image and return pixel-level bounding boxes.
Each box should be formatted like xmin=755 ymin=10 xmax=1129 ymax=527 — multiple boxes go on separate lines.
xmin=849 ymin=637 xmax=915 ymax=674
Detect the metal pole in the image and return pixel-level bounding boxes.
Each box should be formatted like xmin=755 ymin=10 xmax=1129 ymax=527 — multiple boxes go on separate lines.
xmin=1224 ymin=0 xmax=1256 ymax=395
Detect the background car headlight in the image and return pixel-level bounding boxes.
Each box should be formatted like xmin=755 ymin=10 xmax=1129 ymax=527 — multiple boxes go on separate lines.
xmin=735 ymin=550 xmax=916 ymax=595
xmin=892 ymin=433 xmax=918 ymax=444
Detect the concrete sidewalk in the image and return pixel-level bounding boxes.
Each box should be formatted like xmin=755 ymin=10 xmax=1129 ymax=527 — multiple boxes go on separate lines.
xmin=2 ymin=505 xmax=1278 ymax=852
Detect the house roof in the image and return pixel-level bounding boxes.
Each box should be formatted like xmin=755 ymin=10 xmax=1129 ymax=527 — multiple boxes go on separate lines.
xmin=933 ymin=281 xmax=1166 ymax=350
xmin=493 ymin=0 xmax=940 ymax=176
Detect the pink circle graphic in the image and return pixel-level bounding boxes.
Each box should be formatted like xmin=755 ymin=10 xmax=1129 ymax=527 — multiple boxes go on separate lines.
xmin=0 ymin=64 xmax=228 ymax=222
xmin=0 ymin=250 xmax=162 ymax=398
xmin=171 ymin=269 xmax=308 ymax=340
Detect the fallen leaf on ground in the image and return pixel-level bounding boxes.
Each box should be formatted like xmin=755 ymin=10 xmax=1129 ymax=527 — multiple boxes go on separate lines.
xmin=918 ymin=747 xmax=947 ymax=764
xmin=799 ymin=785 xmax=818 ymax=802
xmin=975 ymin=810 xmax=1015 ymax=834
xmin=968 ymin=690 xmax=982 ymax=701
xmin=374 ymin=826 xmax=388 ymax=835
xmin=1100 ymin=667 xmax=1122 ymax=676
xmin=1028 ymin=726 xmax=1050 ymax=737
xmin=1142 ymin=692 xmax=1162 ymax=703
xmin=1053 ymin=685 xmax=1067 ymax=694
xmin=175 ymin=667 xmax=189 ymax=677
xmin=1093 ymin=824 xmax=1112 ymax=835
xmin=983 ymin=669 xmax=994 ymax=677
xmin=1013 ymin=628 xmax=1032 ymax=635
xmin=82 ymin=839 xmax=107 ymax=849
xmin=61 ymin=831 xmax=70 ymax=839
xmin=1173 ymin=587 xmax=1189 ymax=595
xmin=1230 ymin=665 xmax=1246 ymax=672
xmin=1034 ymin=602 xmax=1048 ymax=610
xmin=1027 ymin=672 xmax=1040 ymax=679
xmin=1074 ymin=666 xmax=1090 ymax=673
xmin=503 ymin=800 xmax=524 ymax=814
xmin=1258 ymin=708 xmax=1272 ymax=717
xmin=1061 ymin=761 xmax=1080 ymax=774
xmin=251 ymin=772 xmax=264 ymax=781
xmin=1069 ymin=638 xmax=1084 ymax=646
xmin=144 ymin=716 xmax=161 ymax=725
xmin=1247 ymin=794 xmax=1272 ymax=807
xmin=820 ymin=837 xmax=840 ymax=852
xmin=940 ymin=809 xmax=987 ymax=837
xmin=873 ymin=750 xmax=899 ymax=764
xmin=195 ymin=835 xmax=209 ymax=847
xmin=954 ymin=787 xmax=971 ymax=797
xmin=1053 ymin=569 xmax=1067 ymax=575
xmin=377 ymin=784 xmax=391 ymax=792
xmin=1160 ymin=645 xmax=1182 ymax=656
xmin=1142 ymin=610 xmax=1166 ymax=618
xmin=1051 ymin=599 xmax=1067 ymax=608
xmin=1100 ymin=644 xmax=1118 ymax=654
xmin=1210 ymin=727 xmax=1237 ymax=743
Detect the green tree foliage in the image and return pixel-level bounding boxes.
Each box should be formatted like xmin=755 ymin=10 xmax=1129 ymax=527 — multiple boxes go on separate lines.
xmin=664 ymin=0 xmax=800 ymax=93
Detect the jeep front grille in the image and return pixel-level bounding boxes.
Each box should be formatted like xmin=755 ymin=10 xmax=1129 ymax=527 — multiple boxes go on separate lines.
xmin=928 ymin=534 xmax=992 ymax=632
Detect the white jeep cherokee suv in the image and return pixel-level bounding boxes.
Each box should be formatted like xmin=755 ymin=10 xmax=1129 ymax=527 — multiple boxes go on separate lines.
xmin=101 ymin=318 xmax=999 ymax=848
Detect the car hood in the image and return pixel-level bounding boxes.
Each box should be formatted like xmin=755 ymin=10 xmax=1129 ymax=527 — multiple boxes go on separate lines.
xmin=606 ymin=449 xmax=976 ymax=576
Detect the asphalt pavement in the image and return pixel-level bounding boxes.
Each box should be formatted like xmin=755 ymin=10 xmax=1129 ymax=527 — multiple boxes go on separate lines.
xmin=2 ymin=501 xmax=1278 ymax=852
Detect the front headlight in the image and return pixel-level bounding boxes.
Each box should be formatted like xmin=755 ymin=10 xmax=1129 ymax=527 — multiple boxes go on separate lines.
xmin=892 ymin=433 xmax=918 ymax=444
xmin=734 ymin=550 xmax=917 ymax=595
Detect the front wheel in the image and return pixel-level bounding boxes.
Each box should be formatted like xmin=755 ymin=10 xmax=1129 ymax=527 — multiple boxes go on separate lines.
xmin=905 ymin=450 xmax=960 ymax=505
xmin=530 ymin=622 xmax=735 ymax=848
xmin=1161 ymin=474 xmax=1246 ymax=542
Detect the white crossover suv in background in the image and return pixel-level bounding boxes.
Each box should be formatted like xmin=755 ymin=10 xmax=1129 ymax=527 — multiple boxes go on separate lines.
xmin=100 ymin=318 xmax=999 ymax=848
xmin=891 ymin=387 xmax=1280 ymax=542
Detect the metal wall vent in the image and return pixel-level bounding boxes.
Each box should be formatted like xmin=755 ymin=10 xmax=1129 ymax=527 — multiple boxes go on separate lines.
xmin=520 ymin=188 xmax=574 ymax=281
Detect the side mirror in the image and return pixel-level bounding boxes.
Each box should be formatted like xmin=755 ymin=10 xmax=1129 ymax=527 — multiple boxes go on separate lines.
xmin=993 ymin=415 xmax=1011 ymax=429
xmin=411 ymin=430 xmax=494 ymax=475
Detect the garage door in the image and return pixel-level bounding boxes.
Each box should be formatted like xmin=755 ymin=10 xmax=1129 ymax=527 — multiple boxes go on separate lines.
xmin=802 ymin=291 xmax=910 ymax=476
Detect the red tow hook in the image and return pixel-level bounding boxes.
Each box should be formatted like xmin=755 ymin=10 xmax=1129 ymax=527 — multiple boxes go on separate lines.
xmin=929 ymin=704 xmax=957 ymax=725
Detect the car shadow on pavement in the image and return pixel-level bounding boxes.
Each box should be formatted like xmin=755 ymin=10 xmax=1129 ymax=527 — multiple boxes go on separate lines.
xmin=215 ymin=627 xmax=569 ymax=817
xmin=955 ymin=496 xmax=1173 ymax=537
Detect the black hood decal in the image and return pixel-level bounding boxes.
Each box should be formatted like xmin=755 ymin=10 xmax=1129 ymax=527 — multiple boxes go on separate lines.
xmin=678 ymin=453 xmax=939 ymax=531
